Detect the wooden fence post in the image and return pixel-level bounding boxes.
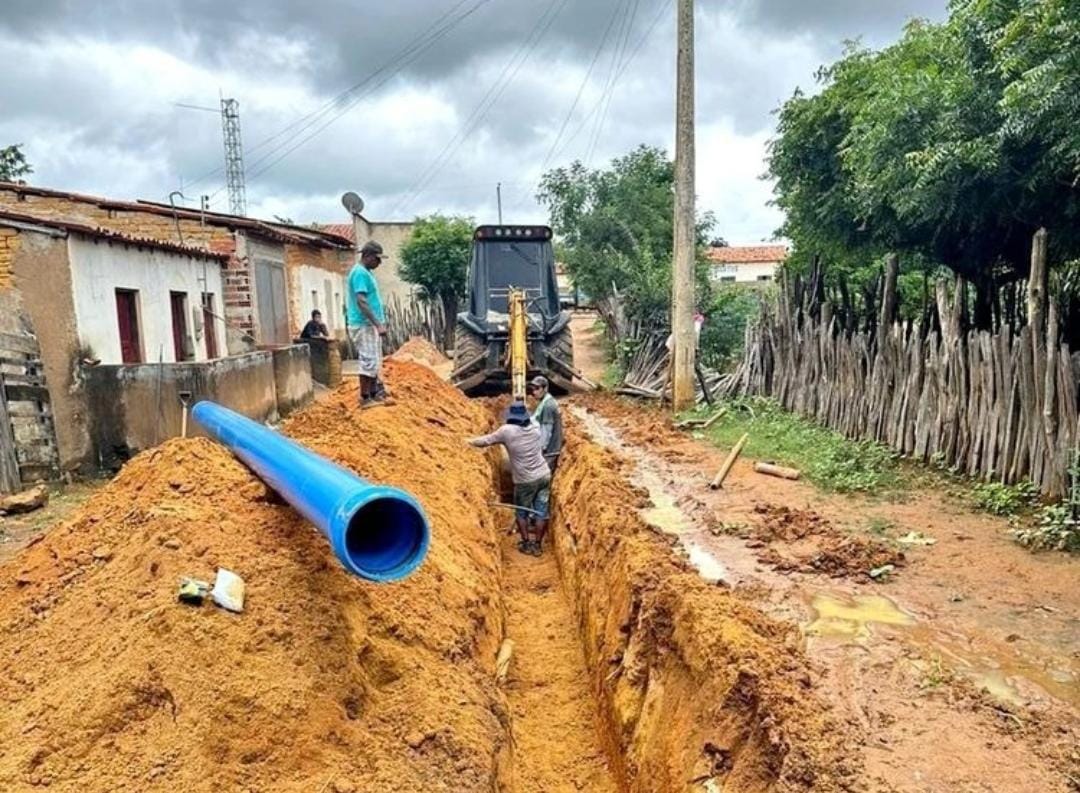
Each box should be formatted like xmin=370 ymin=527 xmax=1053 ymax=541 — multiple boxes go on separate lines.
xmin=0 ymin=375 xmax=19 ymax=493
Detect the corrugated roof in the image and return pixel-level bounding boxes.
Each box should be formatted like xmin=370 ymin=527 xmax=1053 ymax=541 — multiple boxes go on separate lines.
xmin=316 ymin=223 xmax=356 ymax=243
xmin=707 ymin=244 xmax=788 ymax=264
xmin=0 ymin=210 xmax=230 ymax=261
xmin=0 ymin=182 xmax=353 ymax=249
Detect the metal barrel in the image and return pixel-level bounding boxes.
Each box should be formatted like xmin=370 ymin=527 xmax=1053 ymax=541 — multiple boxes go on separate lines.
xmin=192 ymin=401 xmax=429 ymax=582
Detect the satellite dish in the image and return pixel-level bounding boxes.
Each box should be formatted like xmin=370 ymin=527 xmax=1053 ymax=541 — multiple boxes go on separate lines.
xmin=341 ymin=191 xmax=365 ymax=216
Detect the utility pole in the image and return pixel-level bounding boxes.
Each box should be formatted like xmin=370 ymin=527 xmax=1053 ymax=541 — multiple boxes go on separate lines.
xmin=220 ymin=98 xmax=247 ymax=216
xmin=496 ymin=182 xmax=503 ymax=224
xmin=670 ymin=0 xmax=696 ymax=412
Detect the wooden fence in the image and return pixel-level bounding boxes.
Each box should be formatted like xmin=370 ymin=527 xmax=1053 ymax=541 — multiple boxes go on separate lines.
xmin=725 ymin=245 xmax=1079 ymax=498
xmin=382 ymin=294 xmax=449 ymax=355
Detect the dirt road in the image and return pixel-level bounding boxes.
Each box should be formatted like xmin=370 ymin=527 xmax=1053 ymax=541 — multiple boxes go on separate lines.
xmin=573 ymin=394 xmax=1079 ymax=793
xmin=569 ymin=310 xmax=608 ymax=383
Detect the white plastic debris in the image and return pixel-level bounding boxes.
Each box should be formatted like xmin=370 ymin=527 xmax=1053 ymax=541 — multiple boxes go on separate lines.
xmin=211 ymin=568 xmax=246 ymax=613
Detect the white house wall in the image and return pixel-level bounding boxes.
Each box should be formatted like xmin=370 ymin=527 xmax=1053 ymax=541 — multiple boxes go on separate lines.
xmin=296 ymin=264 xmax=346 ymax=333
xmin=67 ymin=235 xmax=225 ymax=364
xmin=709 ymin=261 xmax=779 ymax=283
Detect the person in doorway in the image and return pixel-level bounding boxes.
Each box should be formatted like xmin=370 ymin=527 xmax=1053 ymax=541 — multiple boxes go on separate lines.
xmin=300 ymin=309 xmax=329 ymax=340
xmin=467 ymin=402 xmax=551 ymax=556
xmin=346 ymin=241 xmax=392 ymax=407
xmin=527 ymin=375 xmax=563 ymax=474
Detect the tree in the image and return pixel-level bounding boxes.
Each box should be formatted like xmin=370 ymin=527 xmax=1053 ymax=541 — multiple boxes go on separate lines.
xmin=0 ymin=144 xmax=32 ymax=182
xmin=537 ymin=145 xmax=714 ymax=335
xmin=399 ymin=214 xmax=474 ymax=350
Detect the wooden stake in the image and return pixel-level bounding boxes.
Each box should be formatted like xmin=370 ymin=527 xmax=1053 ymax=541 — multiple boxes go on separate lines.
xmin=753 ymin=462 xmax=801 ymax=481
xmin=709 ymin=432 xmax=748 ymax=490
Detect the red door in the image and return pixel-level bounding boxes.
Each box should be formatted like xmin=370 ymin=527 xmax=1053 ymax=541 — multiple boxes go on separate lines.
xmin=170 ymin=292 xmax=189 ymax=361
xmin=115 ymin=289 xmax=142 ymax=364
xmin=202 ymin=293 xmax=218 ymax=359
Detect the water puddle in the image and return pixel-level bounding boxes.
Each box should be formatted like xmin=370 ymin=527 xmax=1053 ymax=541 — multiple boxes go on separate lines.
xmin=806 ymin=592 xmax=915 ymax=640
xmin=572 ymin=406 xmax=729 ymax=584
xmin=807 ymin=590 xmax=1079 ymax=708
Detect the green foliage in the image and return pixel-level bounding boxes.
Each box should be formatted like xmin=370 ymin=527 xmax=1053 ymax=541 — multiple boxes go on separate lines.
xmin=971 ymin=480 xmax=1039 ymax=516
xmin=1014 ymin=504 xmax=1080 ymax=553
xmin=0 ymin=144 xmax=32 ymax=181
xmin=698 ymin=285 xmax=763 ymax=369
xmin=768 ymin=1 xmax=1080 ymax=325
xmin=537 ymin=145 xmax=715 ymax=330
xmin=697 ymin=397 xmax=902 ymax=494
xmin=400 ymin=214 xmax=473 ymax=302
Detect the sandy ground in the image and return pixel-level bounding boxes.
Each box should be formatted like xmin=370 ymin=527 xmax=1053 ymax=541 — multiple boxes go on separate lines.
xmin=568 ymin=311 xmax=608 ymax=383
xmin=0 ymin=480 xmax=104 ymax=565
xmin=571 ymin=395 xmax=1079 ymax=793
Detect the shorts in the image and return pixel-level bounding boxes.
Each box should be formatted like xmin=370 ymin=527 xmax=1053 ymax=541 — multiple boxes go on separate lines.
xmin=513 ymin=476 xmax=551 ymax=520
xmin=349 ymin=325 xmax=382 ymax=378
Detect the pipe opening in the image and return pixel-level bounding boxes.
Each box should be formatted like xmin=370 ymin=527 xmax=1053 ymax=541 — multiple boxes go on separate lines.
xmin=344 ymin=497 xmax=429 ymax=580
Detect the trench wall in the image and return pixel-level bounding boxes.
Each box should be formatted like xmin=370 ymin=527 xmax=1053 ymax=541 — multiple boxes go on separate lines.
xmin=550 ymin=429 xmax=858 ymax=793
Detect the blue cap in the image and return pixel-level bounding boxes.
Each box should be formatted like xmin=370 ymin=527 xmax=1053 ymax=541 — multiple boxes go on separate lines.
xmin=506 ymin=401 xmax=530 ymax=424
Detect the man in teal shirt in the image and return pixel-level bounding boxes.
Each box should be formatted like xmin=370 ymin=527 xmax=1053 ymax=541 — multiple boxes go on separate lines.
xmin=347 ymin=241 xmax=391 ymax=407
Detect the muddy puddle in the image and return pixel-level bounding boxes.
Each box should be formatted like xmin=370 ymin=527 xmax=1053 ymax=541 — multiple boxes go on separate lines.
xmin=571 ymin=406 xmax=728 ymax=584
xmin=806 ymin=589 xmax=1079 ymax=709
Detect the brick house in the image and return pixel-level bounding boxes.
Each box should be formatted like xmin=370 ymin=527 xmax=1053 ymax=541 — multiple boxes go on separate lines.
xmin=0 ymin=210 xmax=231 ymax=475
xmin=706 ymin=244 xmax=788 ymax=283
xmin=0 ymin=183 xmax=354 ymax=351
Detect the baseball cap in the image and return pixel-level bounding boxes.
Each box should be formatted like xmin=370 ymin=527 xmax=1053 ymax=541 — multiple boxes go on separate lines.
xmin=528 ymin=375 xmax=549 ymax=391
xmin=360 ymin=241 xmax=385 ymax=258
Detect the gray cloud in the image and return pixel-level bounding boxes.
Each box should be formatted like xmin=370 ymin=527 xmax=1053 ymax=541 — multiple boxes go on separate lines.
xmin=1 ymin=0 xmax=947 ymax=241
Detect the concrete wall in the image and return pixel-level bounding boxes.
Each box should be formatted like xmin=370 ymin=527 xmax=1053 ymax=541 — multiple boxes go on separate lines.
xmin=67 ymin=235 xmax=226 ymax=365
xmin=84 ymin=347 xmax=312 ymax=470
xmin=353 ymin=217 xmax=415 ymax=303
xmin=289 ymin=258 xmax=347 ymax=336
xmin=8 ymin=229 xmax=91 ymax=471
xmin=271 ymin=345 xmax=314 ymax=417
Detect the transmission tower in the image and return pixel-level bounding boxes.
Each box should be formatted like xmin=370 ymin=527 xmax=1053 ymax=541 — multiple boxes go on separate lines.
xmin=220 ymin=98 xmax=247 ymax=216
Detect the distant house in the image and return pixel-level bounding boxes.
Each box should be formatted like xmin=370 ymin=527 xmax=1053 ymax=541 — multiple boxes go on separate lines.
xmin=0 ymin=210 xmax=231 ymax=474
xmin=706 ymin=244 xmax=788 ymax=283
xmin=0 ymin=182 xmax=355 ymax=350
xmin=317 ymin=215 xmax=415 ymax=306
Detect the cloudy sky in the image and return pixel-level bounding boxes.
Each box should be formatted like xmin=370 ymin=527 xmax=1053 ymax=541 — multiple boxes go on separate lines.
xmin=1 ymin=0 xmax=945 ymax=243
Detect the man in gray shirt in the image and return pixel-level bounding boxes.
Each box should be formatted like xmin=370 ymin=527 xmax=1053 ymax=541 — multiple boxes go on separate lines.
xmin=468 ymin=401 xmax=551 ymax=556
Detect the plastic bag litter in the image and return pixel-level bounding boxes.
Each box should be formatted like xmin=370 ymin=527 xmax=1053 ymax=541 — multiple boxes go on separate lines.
xmin=211 ymin=568 xmax=246 ymax=613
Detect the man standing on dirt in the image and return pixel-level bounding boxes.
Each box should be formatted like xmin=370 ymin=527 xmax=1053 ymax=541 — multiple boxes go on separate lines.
xmin=467 ymin=402 xmax=551 ymax=557
xmin=528 ymin=375 xmax=563 ymax=474
xmin=347 ymin=241 xmax=392 ymax=408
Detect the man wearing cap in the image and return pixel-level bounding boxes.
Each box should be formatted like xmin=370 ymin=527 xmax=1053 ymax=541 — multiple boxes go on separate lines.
xmin=347 ymin=241 xmax=392 ymax=408
xmin=467 ymin=402 xmax=551 ymax=556
xmin=528 ymin=375 xmax=563 ymax=474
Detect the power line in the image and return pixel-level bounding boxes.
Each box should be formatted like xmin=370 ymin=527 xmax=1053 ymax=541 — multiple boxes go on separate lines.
xmin=392 ymin=0 xmax=572 ymax=215
xmin=548 ymin=0 xmax=672 ymax=167
xmin=586 ymin=0 xmax=641 ymax=165
xmin=181 ymin=0 xmax=483 ymax=194
xmin=541 ymin=0 xmax=626 ymax=170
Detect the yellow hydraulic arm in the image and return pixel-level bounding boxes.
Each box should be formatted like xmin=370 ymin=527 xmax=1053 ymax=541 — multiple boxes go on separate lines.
xmin=507 ymin=287 xmax=529 ymax=401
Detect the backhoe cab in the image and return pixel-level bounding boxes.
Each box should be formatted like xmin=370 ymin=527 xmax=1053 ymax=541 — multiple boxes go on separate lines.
xmin=451 ymin=225 xmax=575 ymax=395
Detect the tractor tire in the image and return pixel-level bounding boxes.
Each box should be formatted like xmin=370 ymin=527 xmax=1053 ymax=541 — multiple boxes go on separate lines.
xmin=452 ymin=320 xmax=487 ymax=378
xmin=548 ymin=326 xmax=575 ymax=370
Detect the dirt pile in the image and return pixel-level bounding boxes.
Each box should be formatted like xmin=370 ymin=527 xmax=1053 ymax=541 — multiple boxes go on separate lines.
xmin=389 ymin=337 xmax=452 ymax=379
xmin=0 ymin=361 xmax=509 ymax=792
xmin=743 ymin=504 xmax=904 ymax=578
xmin=550 ymin=432 xmax=861 ymax=792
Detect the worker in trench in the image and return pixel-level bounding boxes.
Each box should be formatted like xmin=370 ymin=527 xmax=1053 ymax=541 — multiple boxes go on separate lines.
xmin=346 ymin=241 xmax=393 ymax=408
xmin=468 ymin=402 xmax=551 ymax=557
xmin=527 ymin=375 xmax=563 ymax=474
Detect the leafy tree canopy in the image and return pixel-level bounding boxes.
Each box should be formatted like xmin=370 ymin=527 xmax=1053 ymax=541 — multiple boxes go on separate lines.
xmin=0 ymin=144 xmax=32 ymax=182
xmin=400 ymin=213 xmax=474 ymax=347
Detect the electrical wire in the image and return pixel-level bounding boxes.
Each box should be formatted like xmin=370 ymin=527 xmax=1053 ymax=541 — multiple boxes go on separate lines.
xmin=392 ymin=0 xmax=572 ymax=215
xmin=182 ymin=0 xmax=483 ymax=193
xmin=585 ymin=0 xmax=641 ymax=164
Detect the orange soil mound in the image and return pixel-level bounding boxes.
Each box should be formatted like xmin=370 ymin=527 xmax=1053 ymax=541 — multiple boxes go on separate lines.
xmin=573 ymin=392 xmax=707 ymax=464
xmin=391 ymin=337 xmax=449 ymax=366
xmin=551 ymin=430 xmax=860 ymax=792
xmin=0 ymin=361 xmax=508 ymax=792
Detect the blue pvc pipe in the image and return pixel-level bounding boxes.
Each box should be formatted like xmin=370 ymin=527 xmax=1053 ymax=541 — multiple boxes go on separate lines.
xmin=192 ymin=401 xmax=429 ymax=582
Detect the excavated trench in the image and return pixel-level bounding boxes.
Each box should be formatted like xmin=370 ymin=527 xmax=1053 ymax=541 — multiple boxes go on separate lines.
xmin=0 ymin=360 xmax=856 ymax=793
